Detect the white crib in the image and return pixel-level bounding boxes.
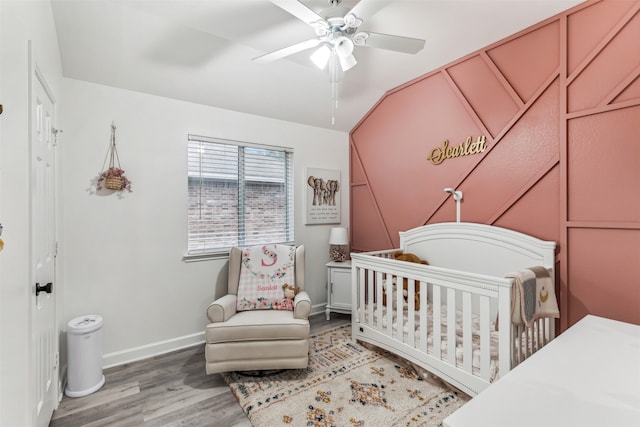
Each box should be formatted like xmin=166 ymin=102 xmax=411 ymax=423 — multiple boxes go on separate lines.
xmin=350 ymin=222 xmax=557 ymax=396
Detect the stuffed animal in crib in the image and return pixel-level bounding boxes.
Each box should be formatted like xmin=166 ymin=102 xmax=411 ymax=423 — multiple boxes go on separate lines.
xmin=280 ymin=283 xmax=299 ymax=311
xmin=393 ymin=250 xmax=429 ymax=265
xmin=388 ymin=250 xmax=429 ymax=309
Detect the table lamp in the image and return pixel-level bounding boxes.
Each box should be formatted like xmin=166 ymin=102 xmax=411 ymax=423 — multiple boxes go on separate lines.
xmin=329 ymin=227 xmax=349 ymax=262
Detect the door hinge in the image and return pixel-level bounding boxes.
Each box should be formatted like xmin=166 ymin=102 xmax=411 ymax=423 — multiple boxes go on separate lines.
xmin=52 ymin=128 xmax=62 ymax=146
xmin=54 ymin=241 xmax=59 ymax=257
xmin=54 ymin=351 xmax=59 ymax=371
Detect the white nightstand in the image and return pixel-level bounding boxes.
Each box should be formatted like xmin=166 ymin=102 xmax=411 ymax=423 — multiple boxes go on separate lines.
xmin=325 ymin=260 xmax=352 ymax=320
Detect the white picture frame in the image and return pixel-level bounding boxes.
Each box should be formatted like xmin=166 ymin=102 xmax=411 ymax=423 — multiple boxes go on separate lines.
xmin=305 ymin=167 xmax=341 ymax=225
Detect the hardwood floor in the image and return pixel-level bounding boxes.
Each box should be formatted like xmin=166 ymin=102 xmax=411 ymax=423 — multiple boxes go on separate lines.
xmin=50 ymin=313 xmax=350 ymax=427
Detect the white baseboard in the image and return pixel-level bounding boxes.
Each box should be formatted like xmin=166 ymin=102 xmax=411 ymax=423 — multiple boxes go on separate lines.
xmin=311 ymin=302 xmax=327 ymax=316
xmin=102 ymin=331 xmax=205 ymax=369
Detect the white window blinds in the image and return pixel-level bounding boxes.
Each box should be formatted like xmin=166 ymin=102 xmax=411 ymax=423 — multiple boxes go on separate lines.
xmin=187 ymin=135 xmax=294 ymax=255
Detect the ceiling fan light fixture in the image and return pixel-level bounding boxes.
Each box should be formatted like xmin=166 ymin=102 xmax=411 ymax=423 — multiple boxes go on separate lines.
xmin=311 ymin=44 xmax=331 ymax=69
xmin=334 ymin=36 xmax=354 ymax=58
xmin=338 ymin=53 xmax=357 ymax=71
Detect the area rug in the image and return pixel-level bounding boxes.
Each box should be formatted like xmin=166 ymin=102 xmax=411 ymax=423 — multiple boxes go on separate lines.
xmin=222 ymin=324 xmax=469 ymax=426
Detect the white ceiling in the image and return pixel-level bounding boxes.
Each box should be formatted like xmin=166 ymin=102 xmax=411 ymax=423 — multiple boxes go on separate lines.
xmin=51 ymin=0 xmax=584 ymax=132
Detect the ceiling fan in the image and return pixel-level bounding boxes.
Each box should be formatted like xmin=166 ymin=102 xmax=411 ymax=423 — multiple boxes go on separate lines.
xmin=253 ymin=0 xmax=426 ymax=73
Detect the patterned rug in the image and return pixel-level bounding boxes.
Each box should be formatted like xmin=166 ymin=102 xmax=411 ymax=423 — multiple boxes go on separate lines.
xmin=222 ymin=325 xmax=469 ymax=426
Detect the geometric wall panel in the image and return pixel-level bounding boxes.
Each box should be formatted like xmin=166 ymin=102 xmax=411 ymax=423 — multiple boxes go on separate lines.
xmin=568 ymin=105 xmax=640 ymax=222
xmin=451 ymin=81 xmax=559 ymax=225
xmin=350 ymin=144 xmax=367 ymax=184
xmin=487 ymin=21 xmax=560 ymax=103
xmin=568 ymin=7 xmax=640 ymax=112
xmin=567 ymin=0 xmax=637 ymax=74
xmin=351 ymin=184 xmax=391 ymax=252
xmin=613 ymin=73 xmax=640 ymax=103
xmin=447 ymin=56 xmax=519 ymax=137
xmin=494 ymin=165 xmax=560 ymax=243
xmin=568 ymin=228 xmax=640 ymax=326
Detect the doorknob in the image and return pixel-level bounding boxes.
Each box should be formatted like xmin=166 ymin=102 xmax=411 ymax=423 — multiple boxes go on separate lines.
xmin=35 ymin=282 xmax=53 ymax=296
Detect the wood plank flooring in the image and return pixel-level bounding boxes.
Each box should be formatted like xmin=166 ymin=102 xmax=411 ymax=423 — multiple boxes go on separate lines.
xmin=50 ymin=313 xmax=350 ymax=427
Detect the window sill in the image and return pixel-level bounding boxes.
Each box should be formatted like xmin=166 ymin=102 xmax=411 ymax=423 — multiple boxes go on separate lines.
xmin=182 ymin=251 xmax=229 ymax=263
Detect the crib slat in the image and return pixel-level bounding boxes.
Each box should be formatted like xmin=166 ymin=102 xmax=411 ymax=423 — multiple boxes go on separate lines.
xmin=462 ymin=291 xmax=472 ymax=373
xmin=510 ymin=324 xmax=515 ymax=367
xmin=519 ymin=324 xmax=525 ymax=363
xmin=386 ymin=274 xmax=393 ymax=336
xmin=376 ymin=271 xmax=384 ymax=330
xmin=433 ymin=285 xmax=441 ymax=358
xmin=396 ymin=275 xmax=403 ymax=340
xmin=419 ymin=282 xmax=427 ymax=351
xmin=498 ymin=284 xmax=512 ymax=377
xmin=358 ymin=267 xmax=364 ymax=323
xmin=447 ymin=288 xmax=456 ymax=366
xmin=407 ymin=279 xmax=415 ymax=347
xmin=367 ymin=270 xmax=382 ymax=329
xmin=479 ymin=295 xmax=490 ymax=381
xmin=545 ymin=317 xmax=555 ymax=345
xmin=362 ymin=269 xmax=376 ymax=326
xmin=520 ymin=324 xmax=525 ymax=364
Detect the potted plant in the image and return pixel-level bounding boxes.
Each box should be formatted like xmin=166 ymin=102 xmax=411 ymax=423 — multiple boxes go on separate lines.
xmin=97 ymin=122 xmax=133 ymax=192
xmin=97 ymin=166 xmax=132 ymax=192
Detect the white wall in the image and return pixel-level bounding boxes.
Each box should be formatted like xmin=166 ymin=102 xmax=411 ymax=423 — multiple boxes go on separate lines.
xmin=60 ymin=78 xmax=349 ymax=367
xmin=0 ymin=1 xmax=64 ymax=425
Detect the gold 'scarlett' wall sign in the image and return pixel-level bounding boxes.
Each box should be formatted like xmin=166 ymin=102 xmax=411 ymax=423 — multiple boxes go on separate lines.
xmin=427 ymin=136 xmax=487 ymax=165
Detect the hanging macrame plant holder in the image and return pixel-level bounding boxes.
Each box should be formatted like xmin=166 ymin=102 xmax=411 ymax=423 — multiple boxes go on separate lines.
xmin=98 ymin=122 xmax=132 ymax=192
xmin=105 ymin=124 xmax=123 ymax=190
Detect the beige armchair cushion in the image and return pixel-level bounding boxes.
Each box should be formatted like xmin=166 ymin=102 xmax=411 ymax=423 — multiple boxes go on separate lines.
xmin=206 ymin=310 xmax=309 ymax=344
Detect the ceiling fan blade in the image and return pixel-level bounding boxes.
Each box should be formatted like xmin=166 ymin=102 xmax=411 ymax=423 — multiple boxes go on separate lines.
xmin=349 ymin=0 xmax=394 ymax=20
xmin=361 ymin=32 xmax=425 ymax=54
xmin=253 ymin=38 xmax=321 ymax=63
xmin=270 ymin=0 xmax=324 ymax=26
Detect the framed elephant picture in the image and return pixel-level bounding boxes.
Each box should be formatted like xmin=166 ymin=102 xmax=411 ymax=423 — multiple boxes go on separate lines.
xmin=305 ymin=168 xmax=340 ymax=225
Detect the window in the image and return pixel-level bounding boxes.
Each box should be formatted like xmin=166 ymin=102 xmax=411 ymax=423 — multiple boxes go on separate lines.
xmin=187 ymin=135 xmax=294 ymax=256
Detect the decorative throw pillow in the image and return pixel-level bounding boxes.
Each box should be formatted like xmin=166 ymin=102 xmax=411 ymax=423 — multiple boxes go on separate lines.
xmin=236 ymin=244 xmax=296 ymax=311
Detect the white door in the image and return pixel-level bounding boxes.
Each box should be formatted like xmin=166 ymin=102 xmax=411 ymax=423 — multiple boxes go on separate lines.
xmin=30 ymin=57 xmax=58 ymax=427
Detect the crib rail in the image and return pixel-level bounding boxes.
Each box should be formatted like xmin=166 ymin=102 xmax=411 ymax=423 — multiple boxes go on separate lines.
xmin=350 ymin=250 xmax=554 ymax=396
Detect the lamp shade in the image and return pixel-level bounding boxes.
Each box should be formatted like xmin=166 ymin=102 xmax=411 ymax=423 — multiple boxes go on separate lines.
xmin=334 ymin=36 xmax=354 ymax=58
xmin=338 ymin=53 xmax=357 ymax=71
xmin=310 ymin=44 xmax=331 ymax=69
xmin=329 ymin=227 xmax=349 ymax=245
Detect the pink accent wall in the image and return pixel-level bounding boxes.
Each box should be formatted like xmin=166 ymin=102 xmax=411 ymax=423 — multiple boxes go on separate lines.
xmin=350 ymin=0 xmax=640 ymax=329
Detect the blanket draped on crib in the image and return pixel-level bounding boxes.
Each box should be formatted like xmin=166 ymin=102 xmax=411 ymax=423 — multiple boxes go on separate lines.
xmin=506 ymin=266 xmax=559 ymax=327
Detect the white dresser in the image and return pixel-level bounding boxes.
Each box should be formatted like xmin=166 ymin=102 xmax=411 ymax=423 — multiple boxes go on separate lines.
xmin=444 ymin=315 xmax=640 ymax=427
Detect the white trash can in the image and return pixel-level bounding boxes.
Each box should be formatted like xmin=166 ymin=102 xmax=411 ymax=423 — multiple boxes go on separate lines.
xmin=65 ymin=315 xmax=105 ymax=397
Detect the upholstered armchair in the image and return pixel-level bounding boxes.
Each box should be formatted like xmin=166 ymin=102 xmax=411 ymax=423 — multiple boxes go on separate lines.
xmin=204 ymin=245 xmax=312 ymax=374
